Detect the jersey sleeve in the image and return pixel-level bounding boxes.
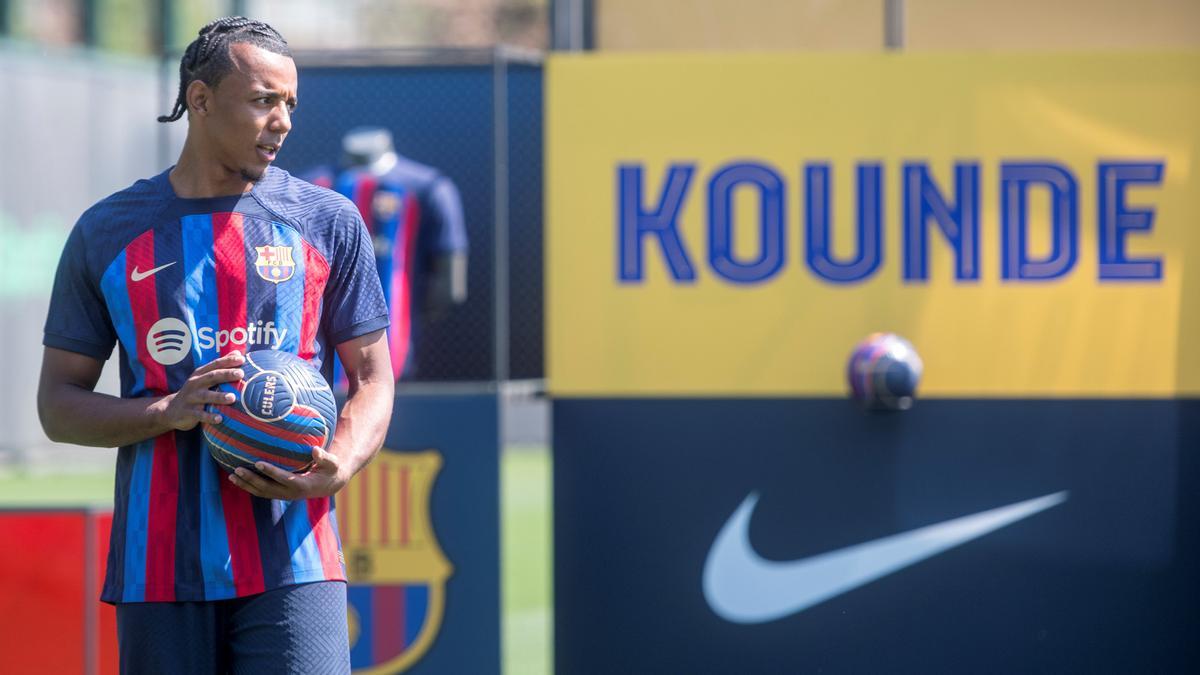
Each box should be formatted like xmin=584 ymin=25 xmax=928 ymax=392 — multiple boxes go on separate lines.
xmin=425 ymin=177 xmax=469 ymax=254
xmin=43 ymin=221 xmax=116 ymax=360
xmin=323 ymin=202 xmax=390 ymax=346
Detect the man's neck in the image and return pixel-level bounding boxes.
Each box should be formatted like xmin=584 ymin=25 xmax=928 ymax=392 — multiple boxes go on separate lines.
xmin=170 ymin=140 xmax=257 ymax=198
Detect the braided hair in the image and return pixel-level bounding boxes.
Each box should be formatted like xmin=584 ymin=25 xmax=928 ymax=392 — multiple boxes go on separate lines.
xmin=157 ymin=17 xmax=292 ymax=123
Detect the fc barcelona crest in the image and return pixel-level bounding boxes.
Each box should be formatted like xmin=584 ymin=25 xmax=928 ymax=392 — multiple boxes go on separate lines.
xmin=339 ymin=450 xmax=453 ymax=673
xmin=254 ymin=245 xmax=295 ymax=283
xmin=372 ymin=190 xmax=403 ymax=222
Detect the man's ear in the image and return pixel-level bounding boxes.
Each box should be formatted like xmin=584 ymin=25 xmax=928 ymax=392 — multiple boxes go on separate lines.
xmin=186 ymin=80 xmax=211 ymax=116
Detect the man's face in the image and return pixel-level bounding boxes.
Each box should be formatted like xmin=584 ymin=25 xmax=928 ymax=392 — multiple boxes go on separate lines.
xmin=201 ymin=42 xmax=298 ymax=182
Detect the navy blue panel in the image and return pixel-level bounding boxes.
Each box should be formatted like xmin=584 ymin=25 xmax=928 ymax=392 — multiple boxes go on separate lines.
xmin=553 ymin=398 xmax=1199 ymax=673
xmin=506 ymin=64 xmax=544 ymax=380
xmin=382 ymin=393 xmax=501 ymax=675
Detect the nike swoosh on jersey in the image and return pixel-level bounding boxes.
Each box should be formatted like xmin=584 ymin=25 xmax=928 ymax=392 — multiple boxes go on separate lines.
xmin=702 ymin=490 xmax=1068 ymax=624
xmin=130 ymin=261 xmax=176 ymax=281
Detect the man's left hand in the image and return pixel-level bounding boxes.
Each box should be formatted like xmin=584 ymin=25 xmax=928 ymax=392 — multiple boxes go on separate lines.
xmin=228 ymin=446 xmax=348 ymax=500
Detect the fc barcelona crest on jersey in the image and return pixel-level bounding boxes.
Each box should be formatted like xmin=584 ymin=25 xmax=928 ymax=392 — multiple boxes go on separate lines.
xmin=340 ymin=450 xmax=453 ymax=673
xmin=372 ymin=190 xmax=403 ymax=222
xmin=254 ymin=245 xmax=295 ymax=283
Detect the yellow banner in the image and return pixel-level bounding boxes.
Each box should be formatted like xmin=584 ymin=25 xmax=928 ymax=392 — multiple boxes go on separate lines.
xmin=546 ymin=52 xmax=1200 ymax=397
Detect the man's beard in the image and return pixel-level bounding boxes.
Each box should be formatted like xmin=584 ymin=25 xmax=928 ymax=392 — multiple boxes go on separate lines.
xmin=240 ymin=167 xmax=265 ymax=183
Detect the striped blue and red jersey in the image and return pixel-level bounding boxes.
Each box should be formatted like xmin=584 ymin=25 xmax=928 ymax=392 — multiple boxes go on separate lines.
xmin=304 ymin=158 xmax=467 ymax=382
xmin=43 ymin=166 xmax=388 ymax=603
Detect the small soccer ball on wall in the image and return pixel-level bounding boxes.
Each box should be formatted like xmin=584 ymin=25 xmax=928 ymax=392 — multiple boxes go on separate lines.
xmin=846 ymin=332 xmax=923 ymax=411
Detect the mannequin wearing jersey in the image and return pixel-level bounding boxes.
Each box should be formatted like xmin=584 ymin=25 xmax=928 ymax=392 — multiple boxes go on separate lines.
xmin=307 ymin=127 xmax=468 ymax=386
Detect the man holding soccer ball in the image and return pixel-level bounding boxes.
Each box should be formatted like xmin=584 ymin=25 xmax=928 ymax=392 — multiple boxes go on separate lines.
xmin=36 ymin=17 xmax=393 ymax=674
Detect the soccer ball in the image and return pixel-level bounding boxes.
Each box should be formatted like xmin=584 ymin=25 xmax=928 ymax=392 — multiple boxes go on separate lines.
xmin=203 ymin=350 xmax=337 ymax=473
xmin=846 ymin=333 xmax=923 ymax=411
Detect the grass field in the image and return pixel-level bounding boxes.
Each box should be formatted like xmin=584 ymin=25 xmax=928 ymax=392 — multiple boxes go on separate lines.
xmin=0 ymin=445 xmax=552 ymax=675
xmin=502 ymin=447 xmax=553 ymax=675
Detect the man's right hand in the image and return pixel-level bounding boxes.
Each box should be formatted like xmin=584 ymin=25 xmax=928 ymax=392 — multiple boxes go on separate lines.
xmin=157 ymin=351 xmax=247 ymax=431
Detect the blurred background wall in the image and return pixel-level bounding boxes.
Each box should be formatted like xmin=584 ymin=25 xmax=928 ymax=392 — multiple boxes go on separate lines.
xmin=0 ymin=45 xmax=158 ymax=467
xmin=1 ymin=0 xmax=548 ymax=54
xmin=592 ymin=0 xmax=1200 ymax=51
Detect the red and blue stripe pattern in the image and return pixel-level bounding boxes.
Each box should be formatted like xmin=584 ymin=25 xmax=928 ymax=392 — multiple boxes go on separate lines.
xmin=100 ymin=228 xmax=180 ymax=602
xmin=98 ymin=212 xmax=345 ymax=603
xmin=182 ymin=212 xmax=238 ymax=599
xmin=331 ymin=171 xmax=418 ymax=385
xmin=381 ymin=187 xmax=420 ymax=382
xmin=348 ymin=584 xmax=430 ymax=669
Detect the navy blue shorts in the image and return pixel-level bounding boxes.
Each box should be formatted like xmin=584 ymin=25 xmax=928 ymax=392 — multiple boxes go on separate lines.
xmin=115 ymin=581 xmax=350 ymax=675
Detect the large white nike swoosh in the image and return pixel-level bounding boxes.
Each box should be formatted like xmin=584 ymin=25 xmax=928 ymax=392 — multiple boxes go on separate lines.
xmin=703 ymin=490 xmax=1068 ymax=624
xmin=130 ymin=261 xmax=176 ymax=281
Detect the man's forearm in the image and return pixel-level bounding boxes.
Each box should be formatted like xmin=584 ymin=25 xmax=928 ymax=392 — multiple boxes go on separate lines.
xmin=329 ymin=378 xmax=394 ymax=484
xmin=39 ymin=382 xmax=170 ymax=448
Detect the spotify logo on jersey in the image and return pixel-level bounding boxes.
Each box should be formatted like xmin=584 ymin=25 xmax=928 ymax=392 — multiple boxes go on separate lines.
xmin=146 ymin=317 xmax=192 ymax=365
